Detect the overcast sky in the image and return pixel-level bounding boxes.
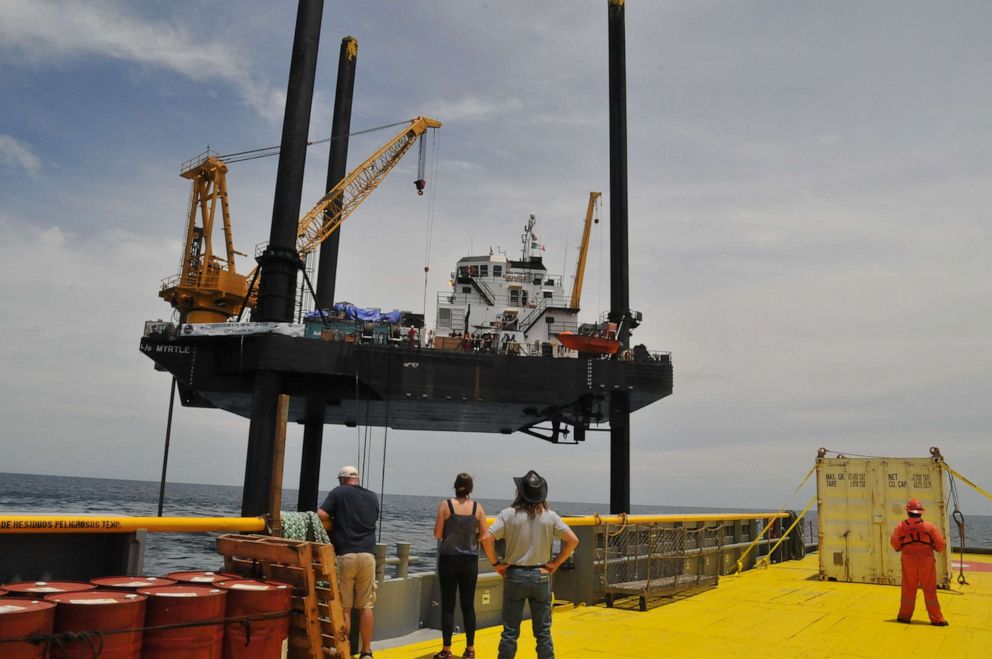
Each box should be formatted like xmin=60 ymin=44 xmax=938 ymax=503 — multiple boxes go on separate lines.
xmin=1 ymin=1 xmax=990 ymax=513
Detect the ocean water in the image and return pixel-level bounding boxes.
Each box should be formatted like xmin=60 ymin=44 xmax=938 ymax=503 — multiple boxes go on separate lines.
xmin=2 ymin=472 xmax=990 ymax=576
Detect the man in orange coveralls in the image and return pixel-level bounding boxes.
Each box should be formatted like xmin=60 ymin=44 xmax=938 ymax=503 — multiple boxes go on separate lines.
xmin=890 ymin=498 xmax=949 ymax=626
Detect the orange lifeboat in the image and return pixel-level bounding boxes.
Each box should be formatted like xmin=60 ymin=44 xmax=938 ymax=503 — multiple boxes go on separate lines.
xmin=556 ymin=331 xmax=621 ymax=355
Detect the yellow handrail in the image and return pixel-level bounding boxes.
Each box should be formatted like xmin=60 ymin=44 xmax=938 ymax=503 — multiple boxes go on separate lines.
xmin=485 ymin=512 xmax=788 ymax=527
xmin=0 ymin=511 xmax=787 ymax=535
xmin=0 ymin=515 xmax=267 ymax=534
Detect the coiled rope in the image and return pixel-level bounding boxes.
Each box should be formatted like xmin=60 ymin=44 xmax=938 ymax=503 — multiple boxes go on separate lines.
xmin=280 ymin=510 xmax=330 ymax=544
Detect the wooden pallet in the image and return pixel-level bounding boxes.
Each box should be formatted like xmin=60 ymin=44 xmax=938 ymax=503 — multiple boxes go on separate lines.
xmin=216 ymin=534 xmax=350 ymax=658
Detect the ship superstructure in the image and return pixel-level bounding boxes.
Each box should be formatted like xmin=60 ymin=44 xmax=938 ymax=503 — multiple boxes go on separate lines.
xmin=435 ymin=215 xmax=579 ymax=352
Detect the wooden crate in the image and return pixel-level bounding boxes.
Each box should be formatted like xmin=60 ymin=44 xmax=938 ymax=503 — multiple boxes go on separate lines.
xmin=216 ymin=534 xmax=350 ymax=658
xmin=435 ymin=336 xmax=463 ymax=351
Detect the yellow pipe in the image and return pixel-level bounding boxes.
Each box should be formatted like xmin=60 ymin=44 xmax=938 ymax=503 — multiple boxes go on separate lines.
xmin=486 ymin=512 xmax=787 ymax=527
xmin=0 ymin=515 xmax=267 ymax=534
xmin=0 ymin=511 xmax=785 ymax=535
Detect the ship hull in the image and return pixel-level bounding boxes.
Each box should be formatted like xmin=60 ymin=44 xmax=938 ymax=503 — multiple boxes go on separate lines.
xmin=140 ymin=334 xmax=672 ymax=436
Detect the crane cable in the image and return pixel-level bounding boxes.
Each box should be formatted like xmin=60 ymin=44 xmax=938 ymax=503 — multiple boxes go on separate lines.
xmin=421 ymin=129 xmax=442 ymax=331
xmin=215 ymin=120 xmax=414 ymax=164
xmin=946 ymin=470 xmax=969 ymax=585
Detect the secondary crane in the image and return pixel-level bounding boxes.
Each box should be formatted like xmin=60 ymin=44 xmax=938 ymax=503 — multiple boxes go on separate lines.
xmin=568 ymin=191 xmax=602 ymax=309
xmin=160 ymin=116 xmax=441 ymax=322
xmin=159 ymin=154 xmax=248 ymax=323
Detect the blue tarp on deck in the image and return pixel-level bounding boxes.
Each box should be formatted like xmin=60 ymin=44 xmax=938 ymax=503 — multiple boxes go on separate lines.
xmin=305 ymin=304 xmax=402 ymax=323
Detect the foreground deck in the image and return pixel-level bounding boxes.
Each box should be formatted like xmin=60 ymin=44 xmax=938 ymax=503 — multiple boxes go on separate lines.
xmin=375 ymin=552 xmax=992 ymax=658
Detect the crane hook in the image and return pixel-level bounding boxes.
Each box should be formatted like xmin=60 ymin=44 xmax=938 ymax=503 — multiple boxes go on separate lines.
xmin=414 ymin=179 xmax=426 ymax=195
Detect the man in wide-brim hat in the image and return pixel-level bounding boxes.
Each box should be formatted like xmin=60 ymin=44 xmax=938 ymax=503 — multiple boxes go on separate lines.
xmin=482 ymin=470 xmax=579 ymax=658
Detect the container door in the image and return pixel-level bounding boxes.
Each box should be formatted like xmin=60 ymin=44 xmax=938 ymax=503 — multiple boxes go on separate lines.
xmin=817 ymin=457 xmax=876 ymax=583
xmin=877 ymin=457 xmax=951 ymax=588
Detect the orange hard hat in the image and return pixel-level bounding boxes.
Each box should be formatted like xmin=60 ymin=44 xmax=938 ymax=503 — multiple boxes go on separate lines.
xmin=905 ymin=498 xmax=925 ymax=513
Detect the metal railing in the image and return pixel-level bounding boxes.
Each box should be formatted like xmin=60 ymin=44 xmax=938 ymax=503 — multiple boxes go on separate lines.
xmin=179 ymin=147 xmax=218 ymax=175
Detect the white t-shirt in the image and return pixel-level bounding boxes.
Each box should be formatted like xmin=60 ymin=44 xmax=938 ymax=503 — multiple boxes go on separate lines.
xmin=488 ymin=507 xmax=571 ymax=566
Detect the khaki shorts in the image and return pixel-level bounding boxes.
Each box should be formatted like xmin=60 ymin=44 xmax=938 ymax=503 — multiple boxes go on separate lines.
xmin=338 ymin=552 xmax=377 ymax=609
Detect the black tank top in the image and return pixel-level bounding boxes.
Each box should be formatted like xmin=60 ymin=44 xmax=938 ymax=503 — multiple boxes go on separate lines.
xmin=439 ymin=499 xmax=479 ymax=557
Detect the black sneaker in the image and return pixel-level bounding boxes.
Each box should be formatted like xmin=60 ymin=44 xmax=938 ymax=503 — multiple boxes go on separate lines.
xmin=433 ymin=651 xmax=452 ymax=659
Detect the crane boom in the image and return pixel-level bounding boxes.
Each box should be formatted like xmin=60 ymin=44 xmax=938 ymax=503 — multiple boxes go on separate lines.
xmin=569 ymin=191 xmax=601 ymax=309
xmin=295 ymin=115 xmax=442 ymax=256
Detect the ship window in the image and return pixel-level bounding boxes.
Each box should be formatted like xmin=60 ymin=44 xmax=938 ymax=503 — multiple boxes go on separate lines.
xmin=462 ymin=286 xmax=471 ymax=294
xmin=438 ymin=308 xmax=451 ymax=325
xmin=509 ymin=289 xmax=522 ymax=306
xmin=479 ymin=265 xmax=489 ymax=277
xmin=521 ymin=290 xmax=529 ymax=306
xmin=543 ymin=291 xmax=553 ymax=299
xmin=493 ymin=265 xmax=503 ymax=277
xmin=458 ymin=266 xmax=468 ymax=278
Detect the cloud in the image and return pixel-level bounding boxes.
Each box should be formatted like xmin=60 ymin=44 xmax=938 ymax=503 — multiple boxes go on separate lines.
xmin=0 ymin=135 xmax=42 ymax=174
xmin=0 ymin=1 xmax=282 ymax=119
xmin=428 ymin=96 xmax=525 ymax=122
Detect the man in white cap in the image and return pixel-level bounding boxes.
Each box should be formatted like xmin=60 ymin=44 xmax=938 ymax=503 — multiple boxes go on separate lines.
xmin=318 ymin=466 xmax=380 ymax=658
xmin=481 ymin=470 xmax=579 ymax=659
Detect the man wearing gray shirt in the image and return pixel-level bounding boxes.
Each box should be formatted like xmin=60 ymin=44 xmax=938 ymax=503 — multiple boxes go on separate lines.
xmin=482 ymin=470 xmax=580 ymax=659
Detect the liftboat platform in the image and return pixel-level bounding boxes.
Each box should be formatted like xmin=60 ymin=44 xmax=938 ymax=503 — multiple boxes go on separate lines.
xmin=139 ymin=331 xmax=672 ymax=440
xmin=374 ymin=551 xmax=992 ymax=658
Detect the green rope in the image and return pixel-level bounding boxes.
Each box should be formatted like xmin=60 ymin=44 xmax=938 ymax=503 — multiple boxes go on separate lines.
xmin=280 ymin=511 xmax=330 ymax=544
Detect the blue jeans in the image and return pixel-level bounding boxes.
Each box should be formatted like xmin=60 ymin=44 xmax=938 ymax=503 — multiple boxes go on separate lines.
xmin=498 ymin=568 xmax=553 ymax=659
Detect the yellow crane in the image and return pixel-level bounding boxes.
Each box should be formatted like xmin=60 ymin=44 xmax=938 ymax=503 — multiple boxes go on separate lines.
xmin=568 ymin=191 xmax=602 ymax=309
xmin=159 ymin=154 xmax=248 ymax=323
xmin=293 ymin=115 xmax=441 ymax=258
xmin=160 ymin=116 xmax=442 ymax=322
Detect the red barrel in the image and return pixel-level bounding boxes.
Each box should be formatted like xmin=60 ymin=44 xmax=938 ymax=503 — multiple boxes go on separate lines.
xmin=138 ymin=586 xmax=226 ymax=659
xmin=45 ymin=591 xmax=146 ymax=659
xmin=215 ymin=580 xmax=292 ymax=659
xmin=0 ymin=599 xmax=56 ymax=658
xmin=90 ymin=576 xmax=176 ymax=591
xmin=165 ymin=571 xmax=239 ymax=586
xmin=3 ymin=582 xmax=97 ymax=597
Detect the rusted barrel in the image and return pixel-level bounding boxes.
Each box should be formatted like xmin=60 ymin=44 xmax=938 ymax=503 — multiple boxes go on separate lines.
xmin=215 ymin=579 xmax=292 ymax=659
xmin=91 ymin=576 xmax=176 ymax=592
xmin=45 ymin=591 xmax=146 ymax=659
xmin=3 ymin=582 xmax=97 ymax=598
xmin=0 ymin=599 xmax=56 ymax=658
xmin=165 ymin=571 xmax=239 ymax=586
xmin=138 ymin=585 xmax=226 ymax=659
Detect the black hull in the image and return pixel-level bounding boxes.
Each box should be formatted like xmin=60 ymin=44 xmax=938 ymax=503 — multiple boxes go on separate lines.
xmin=139 ymin=335 xmax=672 ymax=438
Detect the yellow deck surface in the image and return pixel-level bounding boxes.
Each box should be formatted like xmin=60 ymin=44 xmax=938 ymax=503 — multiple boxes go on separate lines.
xmin=375 ymin=553 xmax=992 ymax=658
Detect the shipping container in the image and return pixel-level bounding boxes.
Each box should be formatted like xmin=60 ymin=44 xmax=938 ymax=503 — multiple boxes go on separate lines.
xmin=816 ymin=452 xmax=951 ymax=586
